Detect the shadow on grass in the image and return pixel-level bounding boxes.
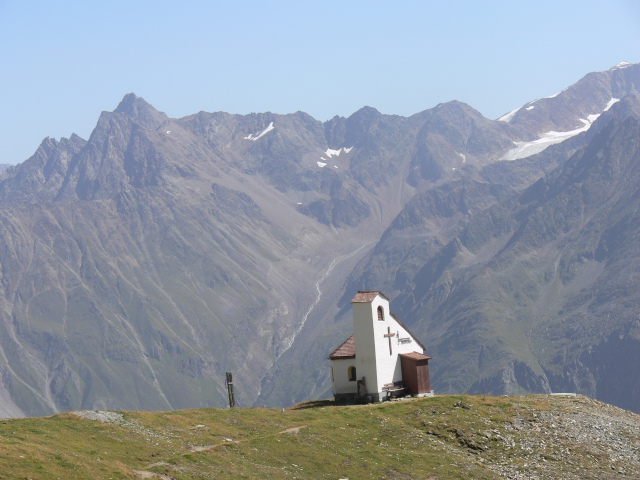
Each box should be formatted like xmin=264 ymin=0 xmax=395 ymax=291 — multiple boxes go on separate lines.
xmin=289 ymin=399 xmax=338 ymax=410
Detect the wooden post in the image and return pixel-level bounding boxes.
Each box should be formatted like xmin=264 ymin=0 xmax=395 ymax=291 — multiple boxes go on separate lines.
xmin=226 ymin=372 xmax=235 ymax=408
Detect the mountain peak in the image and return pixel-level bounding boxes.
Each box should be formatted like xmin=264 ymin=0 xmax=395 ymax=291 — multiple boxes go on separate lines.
xmin=610 ymin=61 xmax=633 ymax=71
xmin=114 ymin=93 xmax=167 ymax=129
xmin=430 ymin=100 xmax=482 ymax=118
xmin=350 ymin=106 xmax=382 ymax=120
xmin=69 ymin=133 xmax=85 ymax=144
xmin=114 ymin=93 xmax=146 ymax=113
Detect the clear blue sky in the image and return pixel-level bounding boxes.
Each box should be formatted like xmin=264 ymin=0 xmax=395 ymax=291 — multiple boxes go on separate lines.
xmin=1 ymin=0 xmax=639 ymax=165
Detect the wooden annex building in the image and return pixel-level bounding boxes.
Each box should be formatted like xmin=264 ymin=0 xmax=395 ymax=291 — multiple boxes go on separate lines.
xmin=328 ymin=291 xmax=432 ymax=402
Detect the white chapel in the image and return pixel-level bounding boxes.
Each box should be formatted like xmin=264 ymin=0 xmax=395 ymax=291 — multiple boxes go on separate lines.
xmin=328 ymin=290 xmax=432 ymax=402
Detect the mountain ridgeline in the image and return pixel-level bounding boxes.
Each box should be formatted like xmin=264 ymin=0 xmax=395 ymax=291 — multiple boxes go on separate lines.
xmin=0 ymin=63 xmax=639 ymax=417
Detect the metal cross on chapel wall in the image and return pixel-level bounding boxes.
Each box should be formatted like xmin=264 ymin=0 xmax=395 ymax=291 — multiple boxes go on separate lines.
xmin=384 ymin=326 xmax=396 ymax=355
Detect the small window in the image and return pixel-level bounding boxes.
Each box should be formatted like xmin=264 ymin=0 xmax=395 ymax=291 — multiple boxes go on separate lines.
xmin=348 ymin=366 xmax=357 ymax=381
xmin=377 ymin=306 xmax=384 ymax=321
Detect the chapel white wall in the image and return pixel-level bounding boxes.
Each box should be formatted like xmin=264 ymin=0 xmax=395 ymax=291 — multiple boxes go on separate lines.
xmin=353 ymin=300 xmax=379 ymax=394
xmin=330 ymin=358 xmax=357 ymax=395
xmin=353 ymin=294 xmax=423 ymax=399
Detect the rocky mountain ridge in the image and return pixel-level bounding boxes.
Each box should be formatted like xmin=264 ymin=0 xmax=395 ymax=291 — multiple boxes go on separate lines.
xmin=0 ymin=64 xmax=639 ymax=416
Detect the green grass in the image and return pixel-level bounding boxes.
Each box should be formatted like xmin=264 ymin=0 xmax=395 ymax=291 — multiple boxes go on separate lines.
xmin=0 ymin=394 xmax=633 ymax=479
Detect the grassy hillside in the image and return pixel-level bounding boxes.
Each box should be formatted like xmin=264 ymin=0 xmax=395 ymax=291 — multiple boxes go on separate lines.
xmin=1 ymin=394 xmax=638 ymax=479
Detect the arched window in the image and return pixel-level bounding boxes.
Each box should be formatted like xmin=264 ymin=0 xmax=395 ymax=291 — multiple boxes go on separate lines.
xmin=348 ymin=366 xmax=357 ymax=381
xmin=377 ymin=306 xmax=384 ymax=321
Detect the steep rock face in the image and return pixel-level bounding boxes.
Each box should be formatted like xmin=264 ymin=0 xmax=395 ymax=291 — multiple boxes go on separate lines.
xmin=0 ymin=186 xmax=306 ymax=414
xmin=0 ymin=134 xmax=87 ymax=203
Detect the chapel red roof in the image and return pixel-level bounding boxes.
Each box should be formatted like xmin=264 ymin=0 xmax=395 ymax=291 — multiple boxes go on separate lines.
xmin=328 ymin=335 xmax=355 ymax=359
xmin=350 ymin=290 xmax=390 ymax=303
xmin=399 ymin=351 xmax=432 ymax=361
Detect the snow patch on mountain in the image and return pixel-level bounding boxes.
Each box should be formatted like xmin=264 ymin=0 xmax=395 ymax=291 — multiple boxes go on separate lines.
xmin=318 ymin=147 xmax=354 ymax=166
xmin=526 ymin=106 xmax=535 ymax=111
xmin=501 ymin=127 xmax=586 ymax=161
xmin=498 ymin=107 xmax=521 ymax=122
xmin=500 ymin=98 xmax=620 ymax=161
xmin=324 ymin=147 xmax=354 ymax=158
xmin=604 ymin=98 xmax=620 ymax=111
xmin=611 ymin=62 xmax=631 ymax=70
xmin=244 ymin=122 xmax=275 ymax=141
